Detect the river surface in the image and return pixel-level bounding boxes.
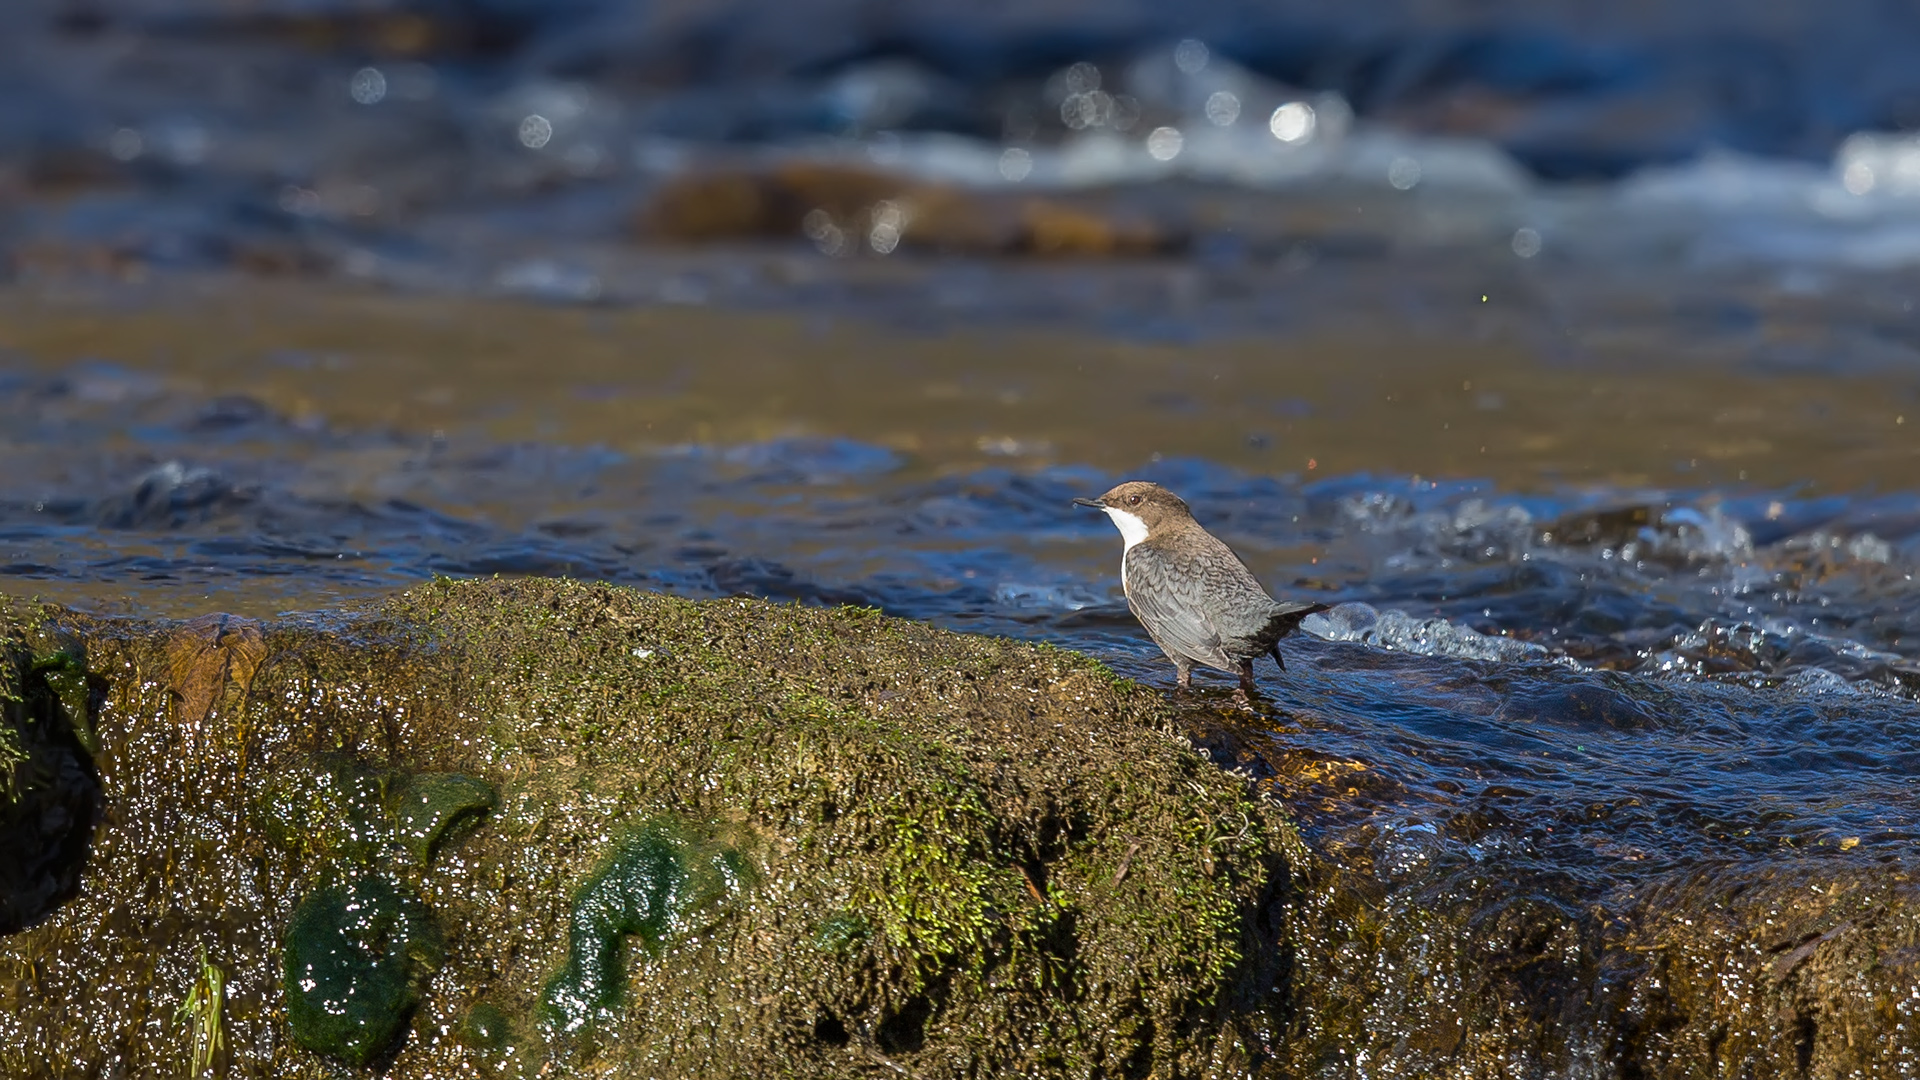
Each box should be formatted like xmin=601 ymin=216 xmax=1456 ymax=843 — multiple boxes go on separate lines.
xmin=3 ymin=265 xmax=1919 ymax=913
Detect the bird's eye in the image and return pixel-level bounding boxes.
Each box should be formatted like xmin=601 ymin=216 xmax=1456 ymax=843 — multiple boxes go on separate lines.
xmin=1127 ymin=495 xmax=1142 ymax=506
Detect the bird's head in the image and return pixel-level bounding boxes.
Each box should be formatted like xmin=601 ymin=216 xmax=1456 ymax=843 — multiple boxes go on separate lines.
xmin=1072 ymin=481 xmax=1194 ymax=543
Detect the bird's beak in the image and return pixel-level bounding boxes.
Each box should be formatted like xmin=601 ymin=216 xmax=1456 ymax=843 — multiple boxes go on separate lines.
xmin=1072 ymin=497 xmax=1105 ymax=509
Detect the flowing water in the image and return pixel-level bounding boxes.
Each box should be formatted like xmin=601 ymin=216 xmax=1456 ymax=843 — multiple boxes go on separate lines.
xmin=3 ymin=269 xmax=1918 ymax=913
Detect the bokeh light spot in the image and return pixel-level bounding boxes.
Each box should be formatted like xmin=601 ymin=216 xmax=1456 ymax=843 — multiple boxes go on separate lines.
xmin=998 ymin=147 xmax=1032 ymax=182
xmin=519 ymin=114 xmax=554 ymax=150
xmin=1146 ymin=126 xmax=1184 ymax=162
xmin=1174 ymin=39 xmax=1210 ymax=75
xmin=1205 ymin=91 xmax=1240 ymax=127
xmin=349 ymin=68 xmax=387 ymax=106
xmin=1269 ymin=102 xmax=1316 ymax=143
xmin=106 ymin=128 xmax=143 ymax=161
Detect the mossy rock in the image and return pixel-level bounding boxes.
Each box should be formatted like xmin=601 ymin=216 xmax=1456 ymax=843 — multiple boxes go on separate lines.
xmin=0 ymin=579 xmax=1297 ymax=1078
xmin=2 ymin=580 xmax=1918 ymax=1077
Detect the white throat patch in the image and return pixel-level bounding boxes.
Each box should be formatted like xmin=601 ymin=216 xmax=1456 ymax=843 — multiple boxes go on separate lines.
xmin=1104 ymin=507 xmax=1149 ymax=593
xmin=1102 ymin=507 xmax=1149 ymax=550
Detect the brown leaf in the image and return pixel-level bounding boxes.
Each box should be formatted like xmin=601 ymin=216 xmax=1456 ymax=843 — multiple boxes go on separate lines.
xmin=166 ymin=614 xmax=266 ymax=726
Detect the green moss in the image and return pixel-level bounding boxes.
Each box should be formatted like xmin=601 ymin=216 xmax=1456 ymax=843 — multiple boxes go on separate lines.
xmin=0 ymin=717 xmax=24 ymax=802
xmin=257 ymin=760 xmax=392 ymax=867
xmin=457 ymin=1002 xmax=514 ymax=1051
xmin=282 ymin=874 xmax=443 ymax=1067
xmin=812 ymin=912 xmax=871 ymax=955
xmin=31 ymin=651 xmax=95 ymax=759
xmin=543 ymin=818 xmax=751 ymax=1033
xmin=388 ymin=772 xmax=495 ymax=865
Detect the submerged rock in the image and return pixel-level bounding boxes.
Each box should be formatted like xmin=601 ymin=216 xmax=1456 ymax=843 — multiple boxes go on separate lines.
xmin=639 ymin=161 xmax=1182 ymax=256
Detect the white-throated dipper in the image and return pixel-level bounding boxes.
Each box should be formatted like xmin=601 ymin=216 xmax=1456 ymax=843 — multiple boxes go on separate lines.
xmin=1075 ymin=481 xmax=1328 ymax=703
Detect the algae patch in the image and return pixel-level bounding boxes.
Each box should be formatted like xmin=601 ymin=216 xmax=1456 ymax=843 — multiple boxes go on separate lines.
xmin=262 ymin=761 xmax=495 ymax=1063
xmin=544 ymin=818 xmax=752 ymax=1033
xmin=258 ymin=760 xmax=496 ymax=870
xmin=457 ymin=1001 xmax=514 ymax=1051
xmin=390 ymin=772 xmax=497 ymax=864
xmin=812 ymin=911 xmax=871 ymax=955
xmin=283 ymin=875 xmax=444 ymax=1066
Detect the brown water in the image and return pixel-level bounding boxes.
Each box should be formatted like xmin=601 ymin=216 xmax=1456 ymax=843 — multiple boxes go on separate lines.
xmin=5 ymin=271 xmax=1915 ymax=508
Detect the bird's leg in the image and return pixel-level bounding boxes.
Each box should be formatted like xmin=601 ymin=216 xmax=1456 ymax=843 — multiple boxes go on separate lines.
xmin=1233 ymin=659 xmax=1258 ymax=710
xmin=1174 ymin=659 xmax=1193 ymax=695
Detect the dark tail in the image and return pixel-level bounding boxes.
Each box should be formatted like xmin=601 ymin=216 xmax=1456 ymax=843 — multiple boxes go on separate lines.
xmin=1265 ymin=601 xmax=1332 ymax=671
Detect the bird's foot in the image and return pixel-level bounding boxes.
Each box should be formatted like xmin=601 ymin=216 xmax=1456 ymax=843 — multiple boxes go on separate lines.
xmin=1231 ymin=687 xmax=1259 ymax=713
